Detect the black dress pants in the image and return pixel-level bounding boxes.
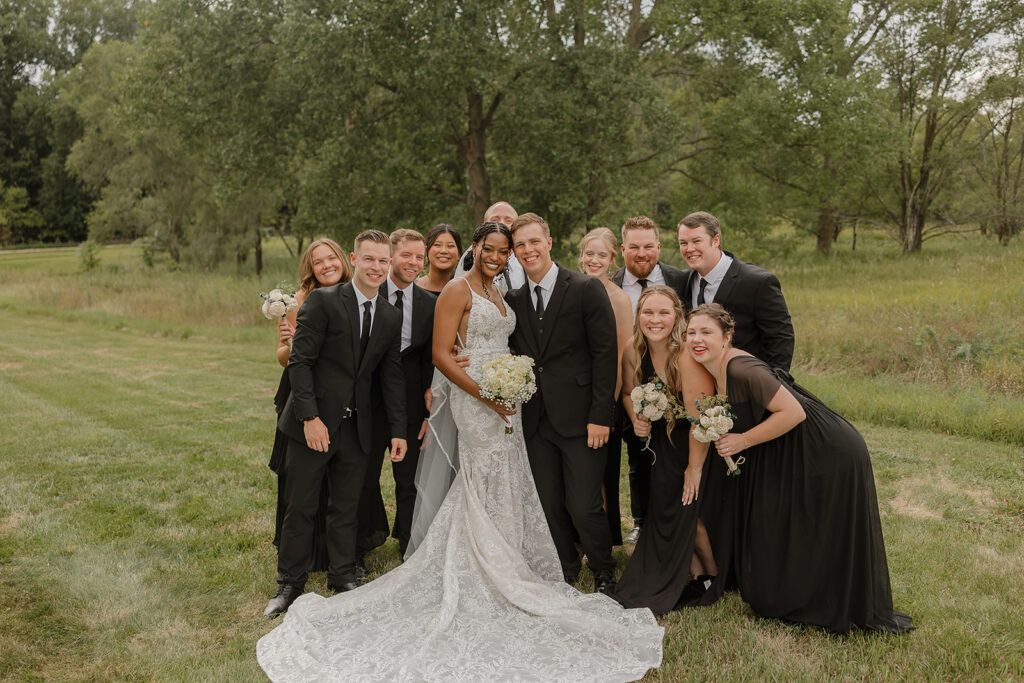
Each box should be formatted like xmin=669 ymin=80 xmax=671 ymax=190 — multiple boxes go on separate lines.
xmin=277 ymin=418 xmax=368 ymax=588
xmin=525 ymin=415 xmax=615 ymax=578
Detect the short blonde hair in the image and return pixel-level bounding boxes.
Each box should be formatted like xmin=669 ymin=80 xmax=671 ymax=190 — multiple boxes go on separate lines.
xmin=510 ymin=212 xmax=550 ymax=237
xmin=577 ymin=227 xmax=619 ymax=272
xmin=389 ymin=228 xmax=425 ymax=252
xmin=621 ymin=216 xmax=659 ymax=243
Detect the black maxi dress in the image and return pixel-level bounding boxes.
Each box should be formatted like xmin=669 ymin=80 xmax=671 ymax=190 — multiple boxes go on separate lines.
xmin=614 ymin=353 xmax=719 ymax=615
xmin=726 ymin=355 xmax=913 ymax=634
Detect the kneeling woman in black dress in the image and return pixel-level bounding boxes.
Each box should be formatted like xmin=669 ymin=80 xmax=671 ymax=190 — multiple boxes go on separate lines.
xmin=614 ymin=287 xmax=718 ymax=614
xmin=686 ymin=303 xmax=913 ymax=634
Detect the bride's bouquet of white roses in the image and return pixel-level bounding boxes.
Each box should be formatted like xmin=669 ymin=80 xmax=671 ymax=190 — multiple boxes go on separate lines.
xmin=259 ymin=287 xmax=300 ymax=348
xmin=687 ymin=394 xmax=743 ymax=476
xmin=479 ymin=353 xmax=537 ymax=434
xmin=630 ymin=380 xmax=685 ymax=457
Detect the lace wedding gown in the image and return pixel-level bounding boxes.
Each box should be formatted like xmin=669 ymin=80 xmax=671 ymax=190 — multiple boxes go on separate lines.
xmin=257 ymin=286 xmax=664 ymax=682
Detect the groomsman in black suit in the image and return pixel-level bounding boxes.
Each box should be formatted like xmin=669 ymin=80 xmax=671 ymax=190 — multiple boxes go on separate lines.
xmin=609 ymin=216 xmax=688 ymax=545
xmin=377 ymin=229 xmax=437 ymax=556
xmin=677 ymin=211 xmax=794 ymax=371
xmin=507 ymin=213 xmax=619 ymax=594
xmin=265 ymin=230 xmax=407 ymax=617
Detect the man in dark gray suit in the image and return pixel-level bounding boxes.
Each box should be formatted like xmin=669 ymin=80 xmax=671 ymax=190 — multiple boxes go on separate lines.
xmin=609 ymin=216 xmax=687 ymax=545
xmin=677 ymin=211 xmax=794 ymax=372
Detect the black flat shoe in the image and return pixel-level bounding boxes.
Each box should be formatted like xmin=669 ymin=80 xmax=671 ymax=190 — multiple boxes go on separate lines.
xmin=263 ymin=584 xmax=302 ymax=618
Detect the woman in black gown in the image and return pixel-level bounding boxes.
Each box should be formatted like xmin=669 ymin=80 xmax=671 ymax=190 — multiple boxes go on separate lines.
xmin=686 ymin=303 xmax=914 ymax=634
xmin=270 ymin=238 xmax=365 ymax=573
xmin=613 ymin=287 xmax=719 ymax=615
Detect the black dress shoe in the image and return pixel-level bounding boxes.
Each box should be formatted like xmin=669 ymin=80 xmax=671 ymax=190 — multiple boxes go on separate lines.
xmin=326 ymin=581 xmax=360 ymax=594
xmin=594 ymin=571 xmax=616 ymax=596
xmin=563 ymin=571 xmax=580 ymax=585
xmin=263 ymin=584 xmax=302 ymax=618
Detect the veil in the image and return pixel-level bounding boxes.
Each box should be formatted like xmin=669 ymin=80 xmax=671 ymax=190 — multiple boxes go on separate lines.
xmin=405 ymin=367 xmax=460 ymax=557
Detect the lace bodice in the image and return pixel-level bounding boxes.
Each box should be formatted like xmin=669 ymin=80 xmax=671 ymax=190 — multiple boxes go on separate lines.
xmin=461 ymin=283 xmax=516 ymax=378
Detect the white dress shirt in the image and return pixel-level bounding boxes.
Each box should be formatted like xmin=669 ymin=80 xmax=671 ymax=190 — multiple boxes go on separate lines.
xmin=622 ymin=263 xmax=666 ymax=318
xmin=691 ymin=254 xmax=733 ymax=309
xmin=526 ymin=262 xmax=559 ymax=313
xmin=353 ymin=286 xmax=378 ymax=337
xmin=385 ymin=276 xmax=414 ymax=351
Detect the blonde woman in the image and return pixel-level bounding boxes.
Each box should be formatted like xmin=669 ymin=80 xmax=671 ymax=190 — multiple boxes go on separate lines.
xmin=577 ymin=227 xmax=633 ymax=545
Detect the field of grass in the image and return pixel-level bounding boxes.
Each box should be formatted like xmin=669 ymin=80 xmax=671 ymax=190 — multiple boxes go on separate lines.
xmin=1 ymin=236 xmax=1023 ymax=680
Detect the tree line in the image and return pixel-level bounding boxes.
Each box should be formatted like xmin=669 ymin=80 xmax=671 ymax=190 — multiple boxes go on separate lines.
xmin=2 ymin=0 xmax=1023 ymax=270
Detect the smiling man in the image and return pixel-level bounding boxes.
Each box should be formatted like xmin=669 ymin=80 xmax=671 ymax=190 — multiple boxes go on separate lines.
xmin=677 ymin=211 xmax=794 ymax=372
xmin=265 ymin=229 xmax=407 ymax=618
xmin=506 ymin=212 xmax=618 ymax=594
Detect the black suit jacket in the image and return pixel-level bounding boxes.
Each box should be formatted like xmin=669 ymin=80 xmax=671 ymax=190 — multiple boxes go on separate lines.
xmin=278 ymin=282 xmax=406 ymax=453
xmin=610 ymin=262 xmax=689 ymax=303
xmin=379 ymin=281 xmax=437 ymax=426
xmin=506 ymin=265 xmax=617 ymax=439
xmin=683 ymin=251 xmax=795 ymax=372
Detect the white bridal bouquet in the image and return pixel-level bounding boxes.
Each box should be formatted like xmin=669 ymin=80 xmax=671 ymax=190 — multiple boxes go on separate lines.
xmin=687 ymin=394 xmax=743 ymax=476
xmin=479 ymin=354 xmax=537 ymax=434
xmin=629 ymin=379 xmax=685 ymax=456
xmin=259 ymin=288 xmax=300 ymax=347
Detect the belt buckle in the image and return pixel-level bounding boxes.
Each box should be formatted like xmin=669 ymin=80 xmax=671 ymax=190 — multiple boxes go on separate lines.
xmin=343 ymin=407 xmax=354 ymax=419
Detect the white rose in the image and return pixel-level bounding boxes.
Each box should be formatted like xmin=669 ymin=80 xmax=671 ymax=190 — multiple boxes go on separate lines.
xmin=269 ymin=288 xmax=283 ymax=301
xmin=700 ymin=415 xmax=712 ymax=427
xmin=261 ymin=300 xmax=272 ymax=319
xmin=705 ymin=428 xmax=722 ymax=441
xmin=268 ymin=300 xmax=287 ymax=318
xmin=711 ymin=416 xmax=733 ymax=433
xmin=642 ymin=404 xmax=662 ymax=420
xmin=630 ymin=386 xmax=644 ymax=402
xmin=644 ymin=388 xmax=659 ymax=402
xmin=706 ymin=405 xmax=724 ymax=417
xmin=691 ymin=426 xmax=711 ymax=443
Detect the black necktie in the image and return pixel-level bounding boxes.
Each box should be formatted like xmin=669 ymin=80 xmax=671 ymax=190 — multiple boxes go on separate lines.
xmin=534 ymin=285 xmax=545 ymax=320
xmin=638 ymin=278 xmax=649 ymax=290
xmin=359 ymin=301 xmax=372 ymax=359
xmin=394 ymin=289 xmax=404 ymax=328
xmin=697 ymin=278 xmax=709 ymax=306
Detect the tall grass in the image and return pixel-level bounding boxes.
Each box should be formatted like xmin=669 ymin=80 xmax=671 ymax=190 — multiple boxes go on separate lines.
xmin=4 ymin=233 xmax=1021 ymax=443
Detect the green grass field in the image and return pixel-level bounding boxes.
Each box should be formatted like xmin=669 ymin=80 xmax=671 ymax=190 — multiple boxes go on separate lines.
xmin=1 ymin=236 xmax=1022 ymax=680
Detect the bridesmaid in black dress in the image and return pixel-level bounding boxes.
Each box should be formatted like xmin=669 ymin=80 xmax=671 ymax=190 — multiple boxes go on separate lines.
xmin=686 ymin=303 xmax=914 ymax=633
xmin=613 ymin=287 xmax=718 ymax=615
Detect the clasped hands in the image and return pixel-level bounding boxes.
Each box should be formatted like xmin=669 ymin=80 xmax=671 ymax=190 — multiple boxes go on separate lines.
xmin=303 ymin=417 xmax=407 ymax=461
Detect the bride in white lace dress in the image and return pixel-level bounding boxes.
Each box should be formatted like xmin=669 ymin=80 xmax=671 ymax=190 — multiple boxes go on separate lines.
xmin=257 ymin=223 xmax=663 ymax=682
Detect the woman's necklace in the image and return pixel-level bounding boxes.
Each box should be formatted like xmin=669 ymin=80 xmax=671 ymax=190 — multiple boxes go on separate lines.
xmin=481 ymin=278 xmax=491 ymax=299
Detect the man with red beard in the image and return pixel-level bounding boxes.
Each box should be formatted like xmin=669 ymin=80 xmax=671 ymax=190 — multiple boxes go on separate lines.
xmin=610 ymin=216 xmax=687 ymax=545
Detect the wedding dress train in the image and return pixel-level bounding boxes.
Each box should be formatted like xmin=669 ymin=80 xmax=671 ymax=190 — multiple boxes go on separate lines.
xmin=257 ymin=285 xmax=663 ymax=682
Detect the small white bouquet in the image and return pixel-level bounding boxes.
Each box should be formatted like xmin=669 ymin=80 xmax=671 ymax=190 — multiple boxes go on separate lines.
xmin=687 ymin=394 xmax=743 ymax=476
xmin=259 ymin=288 xmax=300 ymax=347
xmin=630 ymin=379 xmax=684 ymax=456
xmin=479 ymin=353 xmax=537 ymax=434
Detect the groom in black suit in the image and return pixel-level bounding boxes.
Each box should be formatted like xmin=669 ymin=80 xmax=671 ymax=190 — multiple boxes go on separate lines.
xmin=506 ymin=213 xmax=618 ymax=594
xmin=677 ymin=211 xmax=794 ymax=372
xmin=265 ymin=229 xmax=407 ymax=617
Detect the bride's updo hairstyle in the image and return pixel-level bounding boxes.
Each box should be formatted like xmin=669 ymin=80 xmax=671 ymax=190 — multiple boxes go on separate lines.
xmin=461 ymin=220 xmax=513 ymax=272
xmin=687 ymin=303 xmax=735 ymax=340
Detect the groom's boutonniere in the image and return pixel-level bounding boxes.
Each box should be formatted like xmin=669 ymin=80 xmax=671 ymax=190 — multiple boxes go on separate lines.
xmin=688 ymin=394 xmax=743 ymax=476
xmin=479 ymin=353 xmax=537 ymax=434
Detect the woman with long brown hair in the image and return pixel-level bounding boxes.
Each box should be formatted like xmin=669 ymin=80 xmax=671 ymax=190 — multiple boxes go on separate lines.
xmin=613 ymin=286 xmax=718 ymax=614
